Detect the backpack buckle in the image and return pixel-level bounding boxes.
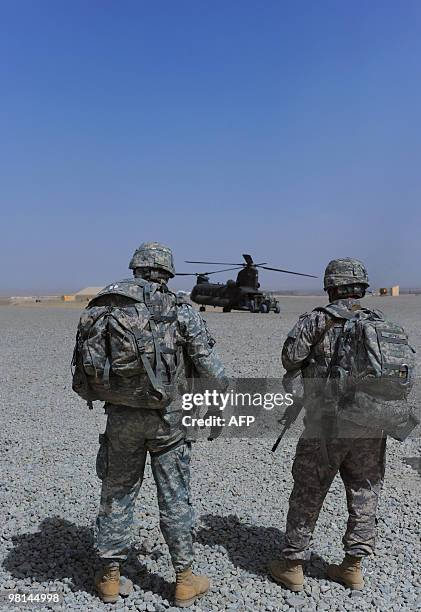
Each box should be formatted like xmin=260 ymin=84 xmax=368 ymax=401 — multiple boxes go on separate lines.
xmin=136 ymin=340 xmax=145 ymax=353
xmin=398 ymin=364 xmax=410 ymax=383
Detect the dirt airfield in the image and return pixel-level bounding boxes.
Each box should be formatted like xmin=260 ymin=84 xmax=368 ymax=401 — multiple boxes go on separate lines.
xmin=0 ymin=295 xmax=420 ymax=612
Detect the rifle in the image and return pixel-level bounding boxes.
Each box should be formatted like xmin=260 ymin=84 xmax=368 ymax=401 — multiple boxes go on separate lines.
xmin=272 ymin=317 xmax=338 ymax=452
xmin=271 ymin=399 xmax=303 ymax=452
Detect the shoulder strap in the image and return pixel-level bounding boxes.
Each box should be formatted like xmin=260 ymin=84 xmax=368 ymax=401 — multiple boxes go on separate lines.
xmin=142 ymin=281 xmax=152 ymax=306
xmin=314 ymin=304 xmax=358 ymax=321
xmin=138 ymin=284 xmax=180 ymax=400
xmin=141 ymin=283 xmax=164 ymax=393
xmin=314 ymin=316 xmax=337 ymax=347
xmin=312 ymin=305 xmax=353 ymax=348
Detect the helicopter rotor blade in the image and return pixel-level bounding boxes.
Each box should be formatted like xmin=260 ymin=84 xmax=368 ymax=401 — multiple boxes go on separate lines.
xmin=185 ymin=258 xmax=269 ymax=267
xmin=242 ymin=255 xmax=268 ymax=266
xmin=185 ymin=260 xmax=244 ymax=266
xmin=205 ymin=267 xmax=245 ymax=275
xmin=258 ymin=265 xmax=318 ymax=278
xmin=176 ymin=266 xmax=243 ymax=277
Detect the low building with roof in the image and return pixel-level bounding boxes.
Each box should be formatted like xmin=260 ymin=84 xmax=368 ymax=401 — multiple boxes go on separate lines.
xmin=74 ymin=287 xmax=104 ymax=302
xmin=62 ymin=287 xmax=104 ymax=302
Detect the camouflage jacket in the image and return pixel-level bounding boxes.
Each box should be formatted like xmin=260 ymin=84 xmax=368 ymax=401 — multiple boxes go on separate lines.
xmin=282 ymin=298 xmax=369 ymax=434
xmin=282 ymin=298 xmax=362 ymax=378
xmin=176 ymin=301 xmax=226 ymax=383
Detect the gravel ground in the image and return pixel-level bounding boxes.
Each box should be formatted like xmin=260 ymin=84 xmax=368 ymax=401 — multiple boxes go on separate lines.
xmin=0 ymin=296 xmax=420 ymax=612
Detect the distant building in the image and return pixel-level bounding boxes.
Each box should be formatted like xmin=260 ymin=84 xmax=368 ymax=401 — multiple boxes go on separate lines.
xmin=74 ymin=287 xmax=104 ymax=302
xmin=62 ymin=287 xmax=104 ymax=302
xmin=378 ymin=285 xmax=400 ymax=297
xmin=11 ymin=295 xmax=59 ymax=303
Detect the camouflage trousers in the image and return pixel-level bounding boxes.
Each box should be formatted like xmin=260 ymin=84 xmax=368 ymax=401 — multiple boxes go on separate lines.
xmin=281 ymin=435 xmax=386 ymax=560
xmin=95 ymin=405 xmax=194 ymax=572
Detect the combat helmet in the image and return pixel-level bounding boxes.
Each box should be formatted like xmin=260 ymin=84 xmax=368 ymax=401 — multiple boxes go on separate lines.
xmin=129 ymin=242 xmax=175 ymax=278
xmin=324 ymin=258 xmax=369 ymax=291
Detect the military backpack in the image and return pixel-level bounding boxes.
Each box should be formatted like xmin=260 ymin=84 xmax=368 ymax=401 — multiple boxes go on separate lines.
xmin=72 ymin=278 xmax=183 ymax=409
xmin=318 ymin=304 xmax=415 ymax=401
xmin=315 ymin=303 xmax=418 ymax=440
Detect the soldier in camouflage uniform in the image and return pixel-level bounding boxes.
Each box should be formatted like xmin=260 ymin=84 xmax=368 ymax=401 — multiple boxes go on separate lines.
xmin=95 ymin=242 xmax=226 ymax=607
xmin=269 ymin=258 xmax=386 ymax=592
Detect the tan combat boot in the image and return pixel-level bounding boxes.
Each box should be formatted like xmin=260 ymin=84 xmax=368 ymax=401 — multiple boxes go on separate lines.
xmin=174 ymin=567 xmax=210 ymax=608
xmin=95 ymin=563 xmax=120 ymax=603
xmin=95 ymin=563 xmax=134 ymax=603
xmin=327 ymin=554 xmax=364 ymax=590
xmin=268 ymin=558 xmax=304 ymax=592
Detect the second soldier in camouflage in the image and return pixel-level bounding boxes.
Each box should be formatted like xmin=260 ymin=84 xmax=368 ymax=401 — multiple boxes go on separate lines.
xmin=269 ymin=258 xmax=387 ymax=593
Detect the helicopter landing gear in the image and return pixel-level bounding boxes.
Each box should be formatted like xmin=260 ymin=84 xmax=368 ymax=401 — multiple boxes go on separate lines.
xmin=199 ymin=306 xmax=206 ymax=312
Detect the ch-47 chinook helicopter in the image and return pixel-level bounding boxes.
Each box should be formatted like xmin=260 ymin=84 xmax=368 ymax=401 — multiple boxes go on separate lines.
xmin=176 ymin=254 xmax=317 ymax=313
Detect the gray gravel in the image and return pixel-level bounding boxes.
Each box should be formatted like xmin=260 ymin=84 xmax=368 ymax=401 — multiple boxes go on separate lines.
xmin=0 ymin=296 xmax=420 ymax=612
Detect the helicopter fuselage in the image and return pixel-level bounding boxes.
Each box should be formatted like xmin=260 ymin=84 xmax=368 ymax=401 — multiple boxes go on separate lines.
xmin=181 ymin=253 xmax=313 ymax=313
xmin=190 ymin=269 xmax=264 ymax=312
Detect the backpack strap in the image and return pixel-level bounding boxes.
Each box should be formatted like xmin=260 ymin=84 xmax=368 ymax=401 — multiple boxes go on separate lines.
xmin=311 ymin=306 xmax=347 ymax=472
xmin=316 ymin=316 xmax=337 ymax=344
xmin=138 ymin=282 xmax=166 ymax=398
xmin=130 ymin=320 xmax=167 ymax=400
xmin=138 ymin=349 xmax=166 ymax=399
xmin=103 ymin=357 xmax=111 ymax=390
xmin=150 ymin=313 xmax=177 ymax=323
xmin=311 ymin=306 xmax=350 ymax=348
xmin=143 ymin=281 xmax=152 ymax=307
xmin=314 ymin=305 xmax=356 ymax=321
xmin=72 ymin=331 xmax=94 ymax=409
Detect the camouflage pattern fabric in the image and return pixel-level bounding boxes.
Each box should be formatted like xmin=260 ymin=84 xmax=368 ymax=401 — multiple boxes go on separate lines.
xmin=282 ymin=298 xmax=359 ymax=379
xmin=319 ymin=303 xmax=415 ymax=402
xmin=280 ymin=297 xmax=386 ymax=560
xmin=323 ymin=258 xmax=369 ymax=290
xmin=95 ymin=296 xmax=226 ymax=571
xmin=74 ymin=280 xmax=227 ymax=409
xmin=176 ymin=303 xmax=226 ymax=380
xmin=283 ymin=298 xmax=417 ymax=438
xmin=282 ymin=436 xmax=386 ymax=560
xmin=73 ymin=279 xmax=183 ymax=409
xmin=96 ymin=408 xmax=193 ymax=571
xmin=129 ymin=242 xmax=175 ymax=277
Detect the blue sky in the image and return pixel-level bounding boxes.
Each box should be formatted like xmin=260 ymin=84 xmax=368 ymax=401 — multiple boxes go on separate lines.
xmin=1 ymin=1 xmax=420 ymax=293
